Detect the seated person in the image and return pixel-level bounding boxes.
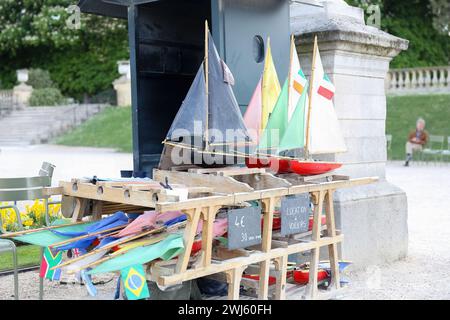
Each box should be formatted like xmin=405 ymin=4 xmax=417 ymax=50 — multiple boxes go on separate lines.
xmin=404 ymin=118 xmax=429 ymax=166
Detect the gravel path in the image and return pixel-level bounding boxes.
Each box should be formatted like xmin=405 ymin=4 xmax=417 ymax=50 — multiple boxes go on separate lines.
xmin=0 ymin=271 xmax=118 ymax=300
xmin=0 ymin=144 xmax=133 ymax=182
xmin=343 ymin=161 xmax=450 ymax=300
xmin=0 ymin=146 xmax=449 ymax=300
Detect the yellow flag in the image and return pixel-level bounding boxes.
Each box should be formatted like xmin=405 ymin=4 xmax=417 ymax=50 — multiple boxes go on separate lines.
xmin=261 ymin=39 xmax=281 ymax=130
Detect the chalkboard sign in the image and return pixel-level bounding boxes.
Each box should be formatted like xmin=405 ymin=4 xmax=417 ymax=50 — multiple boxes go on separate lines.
xmin=227 ymin=207 xmax=262 ymax=250
xmin=280 ymin=194 xmax=311 ymax=236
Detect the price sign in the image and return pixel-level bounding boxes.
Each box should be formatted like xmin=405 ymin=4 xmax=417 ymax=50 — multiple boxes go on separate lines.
xmin=227 ymin=207 xmax=262 ymax=250
xmin=280 ymin=194 xmax=311 ymax=236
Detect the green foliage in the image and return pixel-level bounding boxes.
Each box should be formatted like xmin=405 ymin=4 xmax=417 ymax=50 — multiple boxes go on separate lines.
xmin=384 ymin=0 xmax=449 ymax=68
xmin=29 ymin=87 xmax=65 ymax=106
xmin=46 ymin=42 xmax=127 ymax=101
xmin=345 ymin=0 xmax=384 ymax=10
xmin=0 ymin=0 xmax=129 ymax=99
xmin=43 ymin=11 xmax=129 ymax=100
xmin=345 ymin=0 xmax=449 ymax=68
xmin=89 ymin=88 xmax=117 ymax=106
xmin=386 ymin=94 xmax=450 ymax=159
xmin=0 ymin=0 xmax=126 ymax=52
xmin=0 ymin=1 xmax=72 ymax=53
xmin=27 ymin=68 xmax=54 ymax=89
xmin=0 ymin=63 xmax=17 ymax=89
xmin=56 ymin=106 xmax=132 ymax=152
xmin=430 ymin=0 xmax=450 ymax=36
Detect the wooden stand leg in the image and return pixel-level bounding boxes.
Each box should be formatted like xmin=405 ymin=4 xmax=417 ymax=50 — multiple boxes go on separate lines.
xmin=226 ymin=267 xmax=245 ymax=300
xmin=274 ymin=255 xmax=288 ymax=300
xmin=92 ymin=200 xmax=103 ymax=221
xmin=201 ymin=206 xmax=219 ymax=267
xmin=71 ymin=198 xmax=87 ymax=222
xmin=258 ymin=259 xmax=271 ymax=300
xmin=261 ymin=198 xmax=275 ymax=253
xmin=305 ymin=191 xmax=325 ymax=299
xmin=258 ymin=197 xmax=275 ymax=300
xmin=325 ymin=190 xmax=340 ymax=290
xmin=176 ymin=208 xmax=201 ymax=273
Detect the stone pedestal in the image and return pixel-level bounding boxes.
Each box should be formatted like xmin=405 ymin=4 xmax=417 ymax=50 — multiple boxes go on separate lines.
xmin=291 ymin=0 xmax=409 ymax=267
xmin=13 ymin=83 xmax=33 ymax=106
xmin=113 ymin=76 xmax=132 ymax=107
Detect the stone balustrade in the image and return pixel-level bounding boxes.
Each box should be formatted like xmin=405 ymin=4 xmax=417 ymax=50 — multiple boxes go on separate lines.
xmin=387 ymin=66 xmax=450 ymax=95
xmin=0 ymin=90 xmax=18 ymax=118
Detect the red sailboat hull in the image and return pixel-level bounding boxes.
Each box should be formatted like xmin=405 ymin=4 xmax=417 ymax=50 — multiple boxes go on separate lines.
xmin=261 ymin=215 xmax=282 ymax=230
xmin=245 ymin=157 xmax=291 ymax=174
xmin=290 ymin=160 xmax=342 ymax=175
xmin=242 ymin=274 xmax=277 ymax=286
xmin=293 ymin=269 xmax=329 ymax=285
xmin=246 ymin=157 xmax=342 ymax=175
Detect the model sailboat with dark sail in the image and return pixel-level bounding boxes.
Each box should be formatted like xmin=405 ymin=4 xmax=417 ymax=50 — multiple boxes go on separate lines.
xmin=160 ymin=25 xmax=345 ymax=175
xmin=159 ymin=22 xmax=251 ymax=169
xmin=245 ymin=36 xmax=346 ymax=175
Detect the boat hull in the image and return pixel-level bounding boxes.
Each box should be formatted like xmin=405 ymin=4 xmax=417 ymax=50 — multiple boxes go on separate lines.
xmin=245 ymin=157 xmax=291 ymax=174
xmin=246 ymin=157 xmax=342 ymax=175
xmin=293 ymin=269 xmax=329 ymax=285
xmin=290 ymin=160 xmax=342 ymax=175
xmin=242 ymin=274 xmax=277 ymax=286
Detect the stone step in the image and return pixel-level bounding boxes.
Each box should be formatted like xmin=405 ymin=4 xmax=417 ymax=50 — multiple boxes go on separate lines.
xmin=0 ymin=104 xmax=106 ymax=146
xmin=0 ymin=139 xmax=31 ymax=145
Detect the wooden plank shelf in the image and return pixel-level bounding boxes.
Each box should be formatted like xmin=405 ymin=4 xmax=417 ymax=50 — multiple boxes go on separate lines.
xmin=152 ymin=235 xmax=343 ymax=285
xmin=58 ymin=168 xmax=377 ymax=300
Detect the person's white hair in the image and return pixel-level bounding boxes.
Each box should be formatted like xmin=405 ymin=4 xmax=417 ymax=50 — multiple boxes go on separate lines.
xmin=417 ymin=118 xmax=426 ymax=125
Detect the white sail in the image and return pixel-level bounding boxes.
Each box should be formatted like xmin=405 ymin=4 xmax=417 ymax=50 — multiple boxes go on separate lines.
xmin=308 ymin=46 xmax=347 ymax=155
xmin=288 ymin=44 xmax=307 ymax=121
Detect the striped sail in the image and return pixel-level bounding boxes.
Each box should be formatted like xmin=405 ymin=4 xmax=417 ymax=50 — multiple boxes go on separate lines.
xmin=288 ymin=44 xmax=307 ymax=121
xmin=308 ymin=45 xmax=346 ymax=155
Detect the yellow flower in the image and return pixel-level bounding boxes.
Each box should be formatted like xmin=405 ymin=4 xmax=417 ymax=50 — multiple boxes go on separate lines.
xmin=23 ymin=219 xmax=34 ymax=227
xmin=0 ymin=199 xmax=62 ymax=231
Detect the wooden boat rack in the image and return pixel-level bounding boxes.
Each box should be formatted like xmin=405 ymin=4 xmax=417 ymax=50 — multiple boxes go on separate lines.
xmin=56 ymin=168 xmax=378 ymax=300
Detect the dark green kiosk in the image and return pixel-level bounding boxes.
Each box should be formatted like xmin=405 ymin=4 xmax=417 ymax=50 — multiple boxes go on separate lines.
xmin=79 ymin=0 xmax=290 ymax=177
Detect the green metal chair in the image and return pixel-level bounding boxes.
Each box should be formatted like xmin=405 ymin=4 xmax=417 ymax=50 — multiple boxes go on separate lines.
xmin=412 ymin=147 xmax=424 ymax=165
xmin=0 ymin=162 xmax=57 ymax=300
xmin=386 ymin=134 xmax=392 ymax=160
xmin=0 ymin=239 xmax=18 ymax=299
xmin=442 ymin=137 xmax=450 ymax=162
xmin=421 ymin=135 xmax=444 ymax=164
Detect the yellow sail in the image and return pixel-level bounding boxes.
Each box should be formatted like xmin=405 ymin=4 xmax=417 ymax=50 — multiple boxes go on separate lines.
xmin=261 ymin=38 xmax=281 ymax=130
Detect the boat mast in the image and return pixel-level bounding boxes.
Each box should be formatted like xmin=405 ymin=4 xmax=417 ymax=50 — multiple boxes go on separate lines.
xmin=287 ymin=34 xmax=294 ymax=123
xmin=304 ymin=36 xmax=318 ymax=160
xmin=261 ymin=37 xmax=270 ymax=137
xmin=204 ymin=20 xmax=209 ymax=151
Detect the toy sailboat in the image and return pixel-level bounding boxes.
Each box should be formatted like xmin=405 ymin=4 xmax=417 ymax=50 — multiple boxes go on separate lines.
xmin=245 ymin=36 xmax=347 ymax=175
xmin=159 ymin=21 xmax=251 ymax=169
